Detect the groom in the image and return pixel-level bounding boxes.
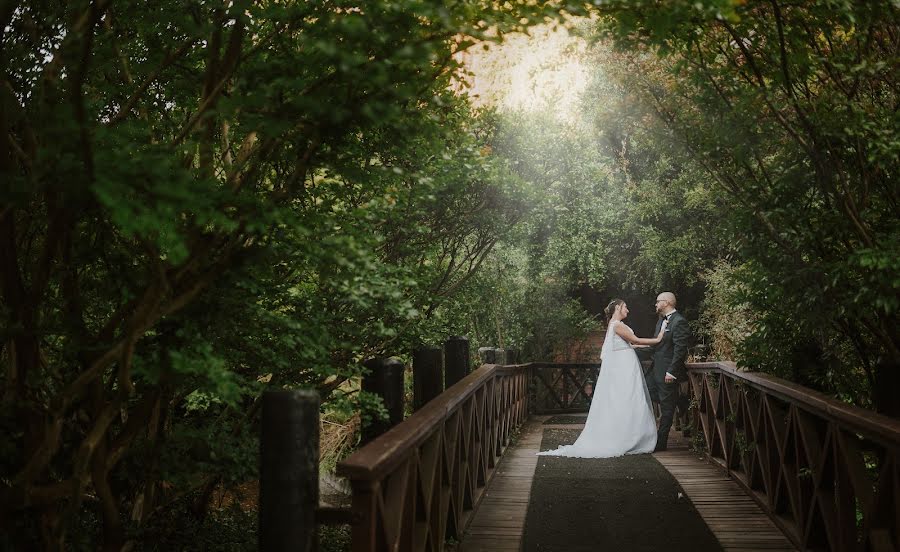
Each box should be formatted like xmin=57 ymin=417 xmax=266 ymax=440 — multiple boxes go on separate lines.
xmin=636 ymin=292 xmax=691 ymax=452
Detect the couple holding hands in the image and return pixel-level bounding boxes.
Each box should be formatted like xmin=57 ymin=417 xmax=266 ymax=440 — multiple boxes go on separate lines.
xmin=539 ymin=292 xmax=690 ymax=457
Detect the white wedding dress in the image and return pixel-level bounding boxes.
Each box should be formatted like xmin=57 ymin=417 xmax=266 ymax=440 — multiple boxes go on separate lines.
xmin=537 ymin=320 xmax=657 ymax=457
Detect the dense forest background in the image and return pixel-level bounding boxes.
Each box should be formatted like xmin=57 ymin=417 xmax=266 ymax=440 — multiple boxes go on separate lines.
xmin=1 ymin=0 xmax=897 ymax=550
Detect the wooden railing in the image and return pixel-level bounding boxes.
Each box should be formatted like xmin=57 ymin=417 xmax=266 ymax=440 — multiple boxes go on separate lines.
xmin=688 ymin=361 xmax=900 ymax=552
xmin=332 ymin=359 xmax=900 ymax=552
xmin=336 ymin=363 xmax=530 ymax=552
xmin=530 ymin=362 xmax=599 ymax=413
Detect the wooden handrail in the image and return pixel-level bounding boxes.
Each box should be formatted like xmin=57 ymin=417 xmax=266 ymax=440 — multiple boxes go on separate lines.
xmin=338 ymin=363 xmax=547 ymax=481
xmin=687 ymin=360 xmax=900 ymax=551
xmin=688 ymin=361 xmax=900 ymax=444
xmin=337 ymin=362 xmax=531 ymax=552
xmin=337 ymin=364 xmax=516 ymax=481
xmin=335 ymin=358 xmax=900 ymax=552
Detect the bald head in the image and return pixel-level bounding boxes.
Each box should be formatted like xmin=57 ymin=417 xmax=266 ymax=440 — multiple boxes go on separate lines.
xmin=655 ymin=292 xmax=677 ymax=315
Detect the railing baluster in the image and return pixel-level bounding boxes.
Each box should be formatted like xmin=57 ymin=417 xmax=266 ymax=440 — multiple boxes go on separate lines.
xmin=348 ymin=482 xmax=378 ymax=552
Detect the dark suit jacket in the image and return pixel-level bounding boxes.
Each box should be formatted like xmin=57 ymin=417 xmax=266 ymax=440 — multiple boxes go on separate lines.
xmin=637 ymin=311 xmax=691 ymax=381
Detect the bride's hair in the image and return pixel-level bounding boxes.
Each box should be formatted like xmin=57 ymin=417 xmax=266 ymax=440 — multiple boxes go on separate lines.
xmin=604 ymin=299 xmax=624 ymax=323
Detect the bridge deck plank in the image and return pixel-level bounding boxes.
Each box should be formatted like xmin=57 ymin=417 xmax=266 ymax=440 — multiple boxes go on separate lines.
xmin=455 ymin=417 xmax=543 ymax=552
xmin=636 ymin=445 xmax=797 ymax=551
xmin=456 ymin=415 xmax=797 ymax=552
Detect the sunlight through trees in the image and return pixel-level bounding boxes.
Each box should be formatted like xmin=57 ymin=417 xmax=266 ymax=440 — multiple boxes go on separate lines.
xmin=1 ymin=1 xmax=897 ymax=549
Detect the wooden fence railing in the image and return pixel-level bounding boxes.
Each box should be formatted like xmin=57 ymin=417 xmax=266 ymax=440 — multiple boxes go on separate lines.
xmin=273 ymin=358 xmax=900 ymax=552
xmin=336 ymin=363 xmax=530 ymax=552
xmin=688 ymin=361 xmax=900 ymax=552
xmin=530 ymin=362 xmax=599 ymax=414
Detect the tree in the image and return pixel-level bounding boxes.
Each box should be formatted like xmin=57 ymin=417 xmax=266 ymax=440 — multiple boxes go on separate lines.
xmin=0 ymin=1 xmax=566 ymax=549
xmin=592 ymin=1 xmax=899 ymax=409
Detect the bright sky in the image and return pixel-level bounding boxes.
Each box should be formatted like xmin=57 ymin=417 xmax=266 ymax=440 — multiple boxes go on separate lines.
xmin=455 ymin=24 xmax=590 ymax=122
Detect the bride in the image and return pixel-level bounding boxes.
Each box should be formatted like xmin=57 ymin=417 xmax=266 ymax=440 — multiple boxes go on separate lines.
xmin=538 ymin=299 xmax=666 ymax=458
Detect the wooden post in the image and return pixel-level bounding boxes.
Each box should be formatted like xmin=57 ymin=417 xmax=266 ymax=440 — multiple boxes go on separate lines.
xmin=361 ymin=357 xmax=405 ymax=444
xmin=444 ymin=336 xmax=470 ymax=388
xmin=412 ymin=347 xmax=443 ymax=411
xmin=478 ymin=347 xmax=496 ymax=364
xmin=259 ymin=389 xmax=320 ymax=552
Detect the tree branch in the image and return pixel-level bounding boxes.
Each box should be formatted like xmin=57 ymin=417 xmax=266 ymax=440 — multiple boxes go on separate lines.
xmin=108 ymin=36 xmax=198 ymax=125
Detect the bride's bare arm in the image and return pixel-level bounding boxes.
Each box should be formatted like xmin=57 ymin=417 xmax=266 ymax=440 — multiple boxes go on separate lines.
xmin=614 ymin=322 xmax=667 ymax=346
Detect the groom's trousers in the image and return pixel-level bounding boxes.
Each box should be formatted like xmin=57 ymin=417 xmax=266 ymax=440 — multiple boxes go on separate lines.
xmin=646 ymin=375 xmax=684 ymax=448
xmin=656 ymin=378 xmax=678 ymax=446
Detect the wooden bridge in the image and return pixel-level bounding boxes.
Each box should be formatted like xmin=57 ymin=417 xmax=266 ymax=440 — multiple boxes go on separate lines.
xmin=328 ymin=360 xmax=900 ymax=552
xmin=260 ymin=362 xmax=900 ymax=552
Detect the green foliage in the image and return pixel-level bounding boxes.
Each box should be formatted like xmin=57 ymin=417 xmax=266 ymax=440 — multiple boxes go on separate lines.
xmin=126 ymin=500 xmax=258 ymax=552
xmin=320 ymin=525 xmax=352 ymax=552
xmin=3 ymin=1 xmax=896 ymax=549
xmin=698 ymin=261 xmax=754 ymax=361
xmin=431 ymin=241 xmax=597 ymax=361
xmin=589 ymin=1 xmax=899 ymax=405
xmin=0 ymin=1 xmax=586 ymax=549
